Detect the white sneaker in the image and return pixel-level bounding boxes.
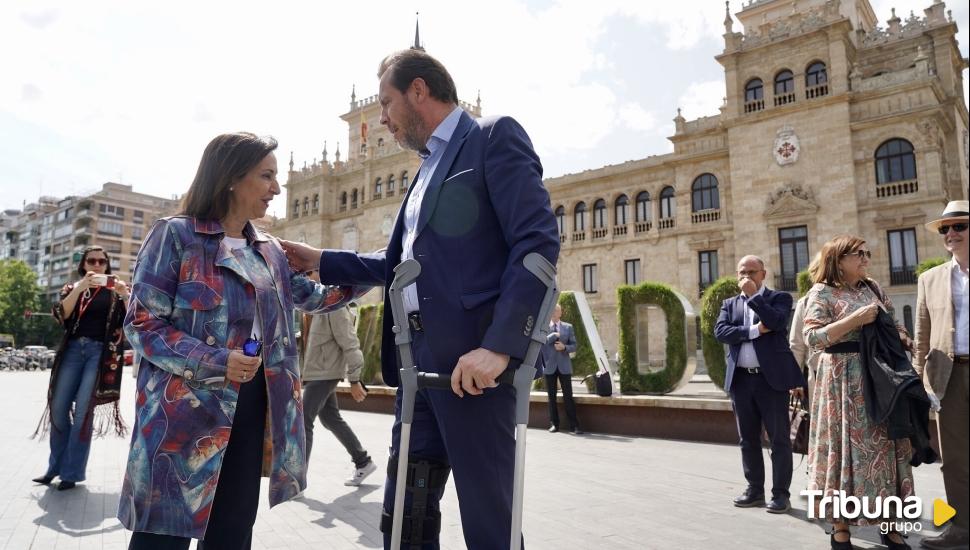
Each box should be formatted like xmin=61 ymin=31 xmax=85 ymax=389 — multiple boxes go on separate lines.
xmin=344 ymin=461 xmax=377 ymax=486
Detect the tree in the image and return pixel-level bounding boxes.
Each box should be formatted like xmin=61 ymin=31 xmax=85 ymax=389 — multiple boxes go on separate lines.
xmin=0 ymin=259 xmax=42 ymax=347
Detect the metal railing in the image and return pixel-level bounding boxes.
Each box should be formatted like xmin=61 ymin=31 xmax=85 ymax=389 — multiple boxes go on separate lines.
xmin=890 ymin=268 xmax=917 ymax=285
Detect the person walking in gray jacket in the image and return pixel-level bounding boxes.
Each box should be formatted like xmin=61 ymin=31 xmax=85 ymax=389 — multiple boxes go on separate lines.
xmin=300 ymin=294 xmax=376 ymax=487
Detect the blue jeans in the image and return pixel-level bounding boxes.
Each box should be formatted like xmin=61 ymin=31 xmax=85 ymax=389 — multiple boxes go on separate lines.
xmin=46 ymin=337 xmax=102 ymax=482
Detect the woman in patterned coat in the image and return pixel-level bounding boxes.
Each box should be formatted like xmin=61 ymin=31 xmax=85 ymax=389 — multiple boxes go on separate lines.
xmin=802 ymin=234 xmax=915 ymax=550
xmin=120 ymin=133 xmax=368 ymax=550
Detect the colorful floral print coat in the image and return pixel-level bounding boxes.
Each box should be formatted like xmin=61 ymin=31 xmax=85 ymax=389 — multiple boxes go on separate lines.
xmin=118 ymin=216 xmax=366 ymax=538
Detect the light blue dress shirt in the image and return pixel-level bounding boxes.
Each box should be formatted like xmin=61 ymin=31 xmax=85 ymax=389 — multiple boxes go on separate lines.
xmin=401 ymin=106 xmax=464 ymax=313
xmin=952 ymin=258 xmax=969 ymax=355
xmin=737 ymin=284 xmax=766 ymax=368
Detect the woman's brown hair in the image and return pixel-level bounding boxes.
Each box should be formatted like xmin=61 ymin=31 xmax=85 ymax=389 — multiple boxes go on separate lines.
xmin=76 ymin=246 xmax=112 ymax=277
xmin=180 ymin=132 xmax=278 ymax=221
xmin=810 ymin=234 xmax=866 ymax=287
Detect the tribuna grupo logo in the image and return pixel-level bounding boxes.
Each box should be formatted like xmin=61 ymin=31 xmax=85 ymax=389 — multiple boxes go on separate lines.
xmin=802 ymin=490 xmax=923 ymax=535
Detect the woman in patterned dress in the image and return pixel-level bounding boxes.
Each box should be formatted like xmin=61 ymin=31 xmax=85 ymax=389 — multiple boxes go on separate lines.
xmin=803 ymin=234 xmax=915 ymax=550
xmin=120 ymin=133 xmax=368 ymax=550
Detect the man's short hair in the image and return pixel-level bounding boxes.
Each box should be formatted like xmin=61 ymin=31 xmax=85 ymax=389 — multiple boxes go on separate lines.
xmin=378 ymin=49 xmax=459 ymax=105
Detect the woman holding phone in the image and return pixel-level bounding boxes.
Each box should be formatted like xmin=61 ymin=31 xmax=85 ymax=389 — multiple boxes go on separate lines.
xmin=32 ymin=245 xmax=130 ymax=491
xmin=119 ymin=132 xmax=368 ymax=550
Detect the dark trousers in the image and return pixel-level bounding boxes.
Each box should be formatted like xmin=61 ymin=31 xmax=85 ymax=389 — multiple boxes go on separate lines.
xmin=938 ymin=359 xmax=969 ymax=530
xmin=383 ymin=330 xmax=521 ymax=550
xmin=129 ymin=365 xmax=267 ymax=550
xmin=303 ymin=379 xmax=371 ymax=467
xmin=544 ymin=372 xmax=579 ymax=430
xmin=729 ymin=368 xmax=792 ymax=498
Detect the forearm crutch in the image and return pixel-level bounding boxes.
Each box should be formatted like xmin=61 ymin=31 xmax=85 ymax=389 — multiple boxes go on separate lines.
xmin=387 ymin=253 xmax=558 ymax=550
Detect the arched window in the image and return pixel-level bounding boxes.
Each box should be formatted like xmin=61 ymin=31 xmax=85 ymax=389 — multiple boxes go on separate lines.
xmin=574 ymin=202 xmax=587 ymax=232
xmin=401 ymin=171 xmax=409 ymax=191
xmin=388 ymin=174 xmax=396 ymax=193
xmin=554 ymin=206 xmax=566 ymax=235
xmin=691 ymin=174 xmax=720 ymax=212
xmin=351 ymin=189 xmax=358 ymax=209
xmin=614 ymin=194 xmax=629 ymax=226
xmin=374 ymin=177 xmax=383 ymax=197
xmin=875 ymin=138 xmax=917 ymax=184
xmin=592 ymin=199 xmax=607 ymax=229
xmin=635 ymin=191 xmax=651 ymax=222
xmin=774 ymin=69 xmax=794 ymax=95
xmin=293 ymin=199 xmax=300 ymax=218
xmin=340 ymin=192 xmax=347 ymax=210
xmin=377 ymin=137 xmax=385 ymax=152
xmin=302 ymin=197 xmax=309 ymax=215
xmin=744 ymin=78 xmax=764 ymax=102
xmin=806 ymin=61 xmax=827 ymax=87
xmin=312 ymin=194 xmax=319 ymax=213
xmin=660 ymin=187 xmax=675 ymax=219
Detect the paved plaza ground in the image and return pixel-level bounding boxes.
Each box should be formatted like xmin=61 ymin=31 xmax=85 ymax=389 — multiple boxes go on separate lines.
xmin=0 ymin=370 xmax=949 ymax=549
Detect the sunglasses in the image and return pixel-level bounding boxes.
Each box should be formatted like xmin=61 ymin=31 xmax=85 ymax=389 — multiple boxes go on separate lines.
xmin=85 ymin=258 xmax=108 ymax=265
xmin=937 ymin=223 xmax=968 ymax=235
xmin=842 ymin=250 xmax=872 ymax=260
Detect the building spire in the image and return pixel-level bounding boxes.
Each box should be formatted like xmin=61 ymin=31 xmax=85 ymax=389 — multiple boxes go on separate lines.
xmin=322 ymin=141 xmax=328 ymax=163
xmin=412 ymin=12 xmax=424 ymax=50
xmin=724 ymin=1 xmax=733 ymax=33
xmin=289 ymin=151 xmax=294 ymax=172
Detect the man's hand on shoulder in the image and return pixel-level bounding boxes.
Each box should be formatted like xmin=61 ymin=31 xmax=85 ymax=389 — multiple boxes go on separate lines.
xmin=451 ymin=348 xmax=510 ymax=397
xmin=280 ymin=240 xmax=322 ymax=273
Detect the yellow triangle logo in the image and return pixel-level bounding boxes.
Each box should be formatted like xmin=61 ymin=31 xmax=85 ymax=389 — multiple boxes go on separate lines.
xmin=934 ymin=499 xmax=956 ymax=527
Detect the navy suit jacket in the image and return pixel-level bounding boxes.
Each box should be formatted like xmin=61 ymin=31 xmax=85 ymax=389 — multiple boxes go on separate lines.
xmin=540 ymin=321 xmax=576 ymax=375
xmin=713 ymin=287 xmax=805 ymax=392
xmin=317 ymin=110 xmax=560 ymax=386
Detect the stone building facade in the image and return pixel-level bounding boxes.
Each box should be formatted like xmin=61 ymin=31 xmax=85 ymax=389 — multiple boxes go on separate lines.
xmin=275 ymin=0 xmax=968 ymax=359
xmin=2 ymin=183 xmax=180 ymax=303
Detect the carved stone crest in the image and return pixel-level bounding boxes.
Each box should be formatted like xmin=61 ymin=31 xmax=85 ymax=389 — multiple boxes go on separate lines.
xmin=773 ymin=125 xmax=800 ymax=166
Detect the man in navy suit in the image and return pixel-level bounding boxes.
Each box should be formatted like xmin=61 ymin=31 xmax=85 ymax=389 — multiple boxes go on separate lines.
xmin=282 ymin=48 xmax=558 ymax=549
xmin=714 ymin=255 xmax=805 ymax=514
xmin=541 ymin=304 xmax=581 ymax=434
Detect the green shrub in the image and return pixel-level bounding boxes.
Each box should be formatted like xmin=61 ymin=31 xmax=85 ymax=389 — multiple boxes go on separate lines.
xmin=355 ymin=303 xmax=384 ymax=385
xmin=616 ymin=282 xmax=687 ymax=394
xmin=699 ymin=276 xmax=740 ymax=390
xmin=796 ymin=270 xmax=813 ymax=297
xmin=916 ymin=257 xmax=948 ymax=277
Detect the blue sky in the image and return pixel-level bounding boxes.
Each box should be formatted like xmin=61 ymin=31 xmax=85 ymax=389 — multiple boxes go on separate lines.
xmin=1 ymin=0 xmax=966 ymax=219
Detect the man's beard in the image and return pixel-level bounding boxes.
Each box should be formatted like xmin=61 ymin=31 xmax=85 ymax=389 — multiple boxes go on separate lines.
xmin=398 ymin=99 xmax=427 ymax=152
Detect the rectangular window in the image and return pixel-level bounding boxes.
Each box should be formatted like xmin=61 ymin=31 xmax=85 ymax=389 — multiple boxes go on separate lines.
xmin=99 ymin=203 xmax=125 ymax=218
xmin=133 ymin=209 xmax=144 ymax=223
xmin=131 ymin=226 xmax=143 ymax=240
xmin=778 ymin=225 xmax=809 ymax=291
xmin=698 ymin=250 xmax=718 ymax=293
xmin=625 ymin=259 xmax=640 ymax=286
xmin=97 ymin=220 xmax=124 ymax=236
xmin=582 ymin=263 xmax=598 ymax=294
xmin=888 ymin=228 xmax=918 ymax=285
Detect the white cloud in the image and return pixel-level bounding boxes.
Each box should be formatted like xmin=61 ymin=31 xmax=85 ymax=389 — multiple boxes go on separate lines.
xmin=0 ymin=0 xmax=965 ymax=220
xmin=618 ymin=102 xmax=658 ymax=132
xmin=677 ymin=80 xmax=724 ymax=119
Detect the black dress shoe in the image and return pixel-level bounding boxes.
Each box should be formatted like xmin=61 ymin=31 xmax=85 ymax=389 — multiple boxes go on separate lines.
xmin=32 ymin=475 xmax=55 ymax=485
xmin=879 ymin=531 xmax=910 ymax=550
xmin=765 ymin=497 xmax=791 ymax=514
xmin=57 ymin=481 xmax=76 ymax=491
xmin=733 ymin=488 xmax=765 ymax=507
xmin=548 ymin=426 xmax=559 ymax=433
xmin=830 ymin=528 xmax=852 ymax=550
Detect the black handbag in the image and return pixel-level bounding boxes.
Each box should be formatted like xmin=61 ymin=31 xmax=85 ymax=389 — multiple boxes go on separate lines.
xmin=789 ymin=393 xmax=810 ymax=455
xmin=593 ymin=370 xmax=613 ymax=397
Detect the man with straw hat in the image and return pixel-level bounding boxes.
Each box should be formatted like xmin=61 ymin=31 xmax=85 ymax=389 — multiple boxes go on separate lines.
xmin=914 ymin=200 xmax=969 ymax=550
